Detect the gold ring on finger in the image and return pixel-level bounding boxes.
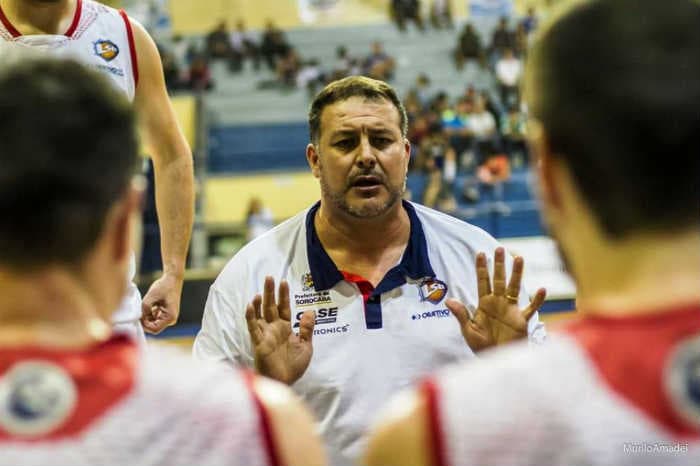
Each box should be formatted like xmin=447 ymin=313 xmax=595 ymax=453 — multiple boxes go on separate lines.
xmin=506 ymin=294 xmax=519 ymax=304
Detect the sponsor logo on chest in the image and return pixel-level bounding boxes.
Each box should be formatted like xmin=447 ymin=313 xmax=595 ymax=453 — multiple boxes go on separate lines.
xmin=293 ymin=273 xmax=349 ymax=335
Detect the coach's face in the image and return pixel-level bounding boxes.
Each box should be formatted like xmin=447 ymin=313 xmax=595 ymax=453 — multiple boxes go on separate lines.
xmin=307 ymin=96 xmax=410 ymax=218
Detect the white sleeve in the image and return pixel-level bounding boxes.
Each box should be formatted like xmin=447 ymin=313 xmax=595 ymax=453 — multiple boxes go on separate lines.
xmin=193 ymin=284 xmax=255 ymax=368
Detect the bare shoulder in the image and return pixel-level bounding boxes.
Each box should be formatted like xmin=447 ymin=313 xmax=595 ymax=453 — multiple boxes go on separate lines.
xmin=364 ymin=389 xmax=431 ymax=466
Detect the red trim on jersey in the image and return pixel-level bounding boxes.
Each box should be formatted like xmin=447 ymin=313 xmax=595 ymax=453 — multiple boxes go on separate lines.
xmin=243 ymin=371 xmax=282 ymax=466
xmin=0 ymin=3 xmax=22 ymax=38
xmin=119 ymin=10 xmax=139 ymax=87
xmin=341 ymin=271 xmax=374 ymax=303
xmin=564 ymin=303 xmax=700 ymax=440
xmin=63 ymin=0 xmax=82 ymax=37
xmin=0 ymin=0 xmax=81 ymax=37
xmin=422 ymin=378 xmax=448 ymax=466
xmin=0 ymin=335 xmax=137 ymax=442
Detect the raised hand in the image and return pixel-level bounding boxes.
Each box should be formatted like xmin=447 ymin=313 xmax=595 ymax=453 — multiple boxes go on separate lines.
xmin=245 ymin=276 xmax=315 ymax=385
xmin=447 ymin=247 xmax=546 ymax=352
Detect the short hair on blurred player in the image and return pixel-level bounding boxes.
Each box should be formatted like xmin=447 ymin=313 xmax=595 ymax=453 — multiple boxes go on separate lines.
xmin=0 ymin=57 xmax=138 ymax=269
xmin=308 ymin=75 xmax=408 ymax=143
xmin=526 ymin=0 xmax=700 ymax=237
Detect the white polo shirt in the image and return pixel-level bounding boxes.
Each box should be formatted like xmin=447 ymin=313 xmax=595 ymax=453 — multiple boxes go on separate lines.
xmin=194 ymin=201 xmax=546 ymax=466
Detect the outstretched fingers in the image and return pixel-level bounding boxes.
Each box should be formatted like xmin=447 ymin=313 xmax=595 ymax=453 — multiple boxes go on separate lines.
xmin=523 ymin=288 xmax=547 ymax=322
xmin=446 ymin=298 xmax=472 ymax=329
xmin=245 ymin=300 xmax=264 ymax=345
xmin=298 ymin=310 xmax=316 ymax=344
xmin=506 ymin=256 xmax=524 ymax=301
xmin=475 ymin=252 xmax=492 ymax=297
xmin=278 ymin=280 xmax=291 ymax=321
xmin=262 ymin=276 xmax=279 ymax=322
xmin=493 ymin=247 xmax=506 ymax=296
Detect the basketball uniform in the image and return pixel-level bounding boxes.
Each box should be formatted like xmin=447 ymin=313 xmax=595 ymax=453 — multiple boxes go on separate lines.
xmin=0 ymin=0 xmax=144 ymax=340
xmin=0 ymin=337 xmax=281 ymax=466
xmin=424 ymin=304 xmax=700 ymax=466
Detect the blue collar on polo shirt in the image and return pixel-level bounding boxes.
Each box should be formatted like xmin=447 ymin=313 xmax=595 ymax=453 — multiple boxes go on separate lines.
xmin=305 ymin=200 xmax=436 ymax=294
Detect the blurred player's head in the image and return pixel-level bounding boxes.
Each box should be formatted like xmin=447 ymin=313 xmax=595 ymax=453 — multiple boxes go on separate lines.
xmin=0 ymin=56 xmax=140 ymax=323
xmin=307 ymin=76 xmax=410 ymax=219
xmin=525 ymin=0 xmax=700 ymax=276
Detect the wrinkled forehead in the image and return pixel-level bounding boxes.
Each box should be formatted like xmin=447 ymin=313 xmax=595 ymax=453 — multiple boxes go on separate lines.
xmin=319 ymin=96 xmax=402 ymax=137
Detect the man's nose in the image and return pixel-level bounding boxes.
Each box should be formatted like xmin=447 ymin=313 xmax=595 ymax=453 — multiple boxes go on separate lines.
xmin=355 ymin=136 xmax=377 ymax=168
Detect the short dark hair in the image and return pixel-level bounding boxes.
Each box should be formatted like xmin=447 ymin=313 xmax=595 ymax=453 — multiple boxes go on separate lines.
xmin=0 ymin=57 xmax=138 ymax=269
xmin=308 ymin=76 xmax=408 ymax=144
xmin=527 ymin=0 xmax=700 ymax=237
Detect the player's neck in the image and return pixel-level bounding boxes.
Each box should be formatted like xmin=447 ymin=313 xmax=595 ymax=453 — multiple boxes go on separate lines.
xmin=0 ymin=267 xmax=111 ymax=349
xmin=1 ymin=0 xmax=76 ymax=35
xmin=571 ymin=228 xmax=700 ymax=316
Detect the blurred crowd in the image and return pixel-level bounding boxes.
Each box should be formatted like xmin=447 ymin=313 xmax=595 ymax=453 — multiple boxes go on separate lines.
xmin=156 ymin=4 xmax=540 ymax=215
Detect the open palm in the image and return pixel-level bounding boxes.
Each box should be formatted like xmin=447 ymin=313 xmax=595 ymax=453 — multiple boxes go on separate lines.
xmin=447 ymin=247 xmax=546 ymax=352
xmin=245 ymin=276 xmax=315 ymax=385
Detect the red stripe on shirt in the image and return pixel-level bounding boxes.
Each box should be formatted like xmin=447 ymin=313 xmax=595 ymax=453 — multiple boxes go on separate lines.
xmin=0 ymin=3 xmax=22 ymax=38
xmin=118 ymin=10 xmax=139 ymax=87
xmin=422 ymin=377 xmax=448 ymax=466
xmin=243 ymin=371 xmax=282 ymax=466
xmin=63 ymin=0 xmax=82 ymax=37
xmin=564 ymin=303 xmax=700 ymax=440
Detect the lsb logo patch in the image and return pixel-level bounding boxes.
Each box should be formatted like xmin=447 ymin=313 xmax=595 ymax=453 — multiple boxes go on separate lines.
xmin=419 ymin=278 xmax=448 ymax=304
xmin=93 ymin=39 xmax=119 ymax=62
xmin=0 ymin=361 xmax=77 ymax=437
xmin=665 ymin=335 xmax=700 ymax=429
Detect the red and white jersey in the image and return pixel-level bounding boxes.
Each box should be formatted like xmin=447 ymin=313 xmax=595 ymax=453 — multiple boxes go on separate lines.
xmin=0 ymin=0 xmax=142 ymax=326
xmin=0 ymin=0 xmax=138 ymax=101
xmin=425 ymin=304 xmax=700 ymax=466
xmin=0 ymin=337 xmax=280 ymax=466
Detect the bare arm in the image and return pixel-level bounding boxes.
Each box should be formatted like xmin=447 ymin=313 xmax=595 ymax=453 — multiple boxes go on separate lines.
xmin=254 ymin=375 xmax=327 ymax=466
xmin=131 ymin=18 xmax=194 ymax=333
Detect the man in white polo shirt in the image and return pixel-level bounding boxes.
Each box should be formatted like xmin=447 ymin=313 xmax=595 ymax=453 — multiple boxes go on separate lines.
xmin=193 ymin=76 xmax=547 ymax=466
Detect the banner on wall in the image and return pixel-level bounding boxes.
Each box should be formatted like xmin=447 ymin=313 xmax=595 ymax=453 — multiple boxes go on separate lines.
xmin=298 ymin=0 xmax=342 ymax=24
xmin=469 ymin=0 xmax=513 ymax=17
xmin=500 ymin=236 xmax=577 ymax=300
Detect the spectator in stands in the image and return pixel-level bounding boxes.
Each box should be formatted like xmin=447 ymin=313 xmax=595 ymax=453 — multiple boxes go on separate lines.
xmin=514 ymin=23 xmax=529 ymax=57
xmin=430 ymin=0 xmax=453 ymax=29
xmin=205 ymin=20 xmax=233 ymax=60
xmin=419 ymin=125 xmax=457 ymax=211
xmin=246 ymin=198 xmax=275 ymax=242
xmin=186 ymin=55 xmax=214 ymax=91
xmin=490 ymin=16 xmax=514 ymax=60
xmin=260 ymin=20 xmax=291 ymax=71
xmin=495 ymin=48 xmax=522 ymax=108
xmin=331 ymin=46 xmax=360 ymax=81
xmin=276 ymin=47 xmax=300 ymax=87
xmin=409 ymin=73 xmax=433 ymax=108
xmin=363 ymin=41 xmax=395 ymax=81
xmin=455 ymin=22 xmax=483 ymax=69
xmin=469 ymin=96 xmax=498 ymax=163
xmin=501 ymin=104 xmax=528 ymax=165
xmin=229 ymin=19 xmax=260 ymax=72
xmin=171 ymin=34 xmax=196 ymax=72
xmin=297 ymin=58 xmax=326 ymax=95
xmin=521 ymin=6 xmax=539 ymax=35
xmin=161 ymin=48 xmax=184 ymax=91
xmin=391 ymin=0 xmax=425 ymax=32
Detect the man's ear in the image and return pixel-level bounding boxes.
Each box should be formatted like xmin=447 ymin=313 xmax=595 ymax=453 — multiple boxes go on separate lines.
xmin=306 ymin=143 xmax=321 ymax=179
xmin=529 ymin=121 xmax=562 ymax=212
xmin=403 ymin=138 xmax=411 ymax=175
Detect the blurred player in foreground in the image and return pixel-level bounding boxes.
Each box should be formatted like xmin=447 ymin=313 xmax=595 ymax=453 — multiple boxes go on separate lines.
xmin=364 ymin=0 xmax=700 ymax=464
xmin=0 ymin=57 xmax=325 ymax=466
xmin=0 ymin=0 xmax=195 ymax=337
xmin=194 ymin=74 xmax=547 ymax=466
